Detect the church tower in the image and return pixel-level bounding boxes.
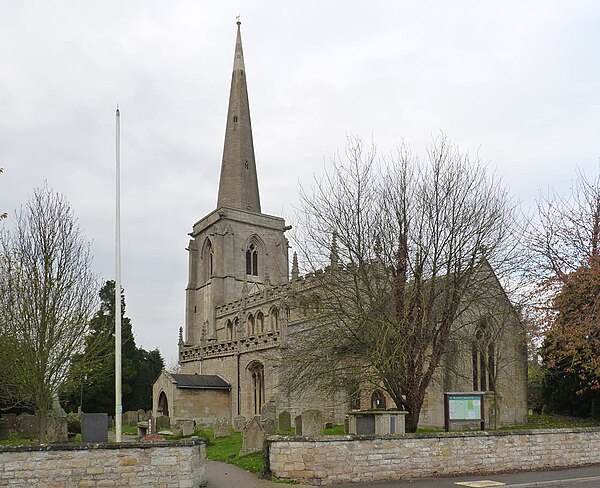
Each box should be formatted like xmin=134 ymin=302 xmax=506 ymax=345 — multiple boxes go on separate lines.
xmin=183 ymin=21 xmax=289 ymax=346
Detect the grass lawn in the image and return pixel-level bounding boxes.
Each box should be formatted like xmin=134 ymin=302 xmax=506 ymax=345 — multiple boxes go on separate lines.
xmin=195 ymin=428 xmax=264 ymax=475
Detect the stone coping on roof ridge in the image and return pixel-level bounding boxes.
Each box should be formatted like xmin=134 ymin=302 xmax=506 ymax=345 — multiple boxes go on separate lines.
xmin=267 ymin=426 xmax=600 ymax=442
xmin=0 ymin=438 xmax=207 ymax=453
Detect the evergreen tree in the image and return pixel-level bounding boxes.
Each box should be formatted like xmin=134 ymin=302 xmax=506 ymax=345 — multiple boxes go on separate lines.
xmin=62 ymin=281 xmax=164 ymax=413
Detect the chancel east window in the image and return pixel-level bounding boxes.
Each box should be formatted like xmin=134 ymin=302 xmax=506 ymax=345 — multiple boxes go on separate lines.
xmin=246 ymin=243 xmax=258 ymax=276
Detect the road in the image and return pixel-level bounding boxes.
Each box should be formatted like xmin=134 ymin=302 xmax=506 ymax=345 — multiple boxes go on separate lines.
xmin=333 ymin=465 xmax=600 ymax=487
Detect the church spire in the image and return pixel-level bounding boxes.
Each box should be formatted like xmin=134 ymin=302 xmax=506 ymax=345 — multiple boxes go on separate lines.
xmin=216 ymin=20 xmax=261 ymax=213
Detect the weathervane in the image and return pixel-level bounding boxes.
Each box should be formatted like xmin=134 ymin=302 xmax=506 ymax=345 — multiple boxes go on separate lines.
xmin=236 ymin=14 xmax=241 ymax=25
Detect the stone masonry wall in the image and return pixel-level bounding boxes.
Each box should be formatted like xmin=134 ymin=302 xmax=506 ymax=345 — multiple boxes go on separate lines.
xmin=0 ymin=440 xmax=206 ymax=487
xmin=268 ymin=428 xmax=600 ymax=485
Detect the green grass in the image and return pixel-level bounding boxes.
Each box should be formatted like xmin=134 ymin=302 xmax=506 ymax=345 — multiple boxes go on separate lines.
xmin=323 ymin=424 xmax=345 ymax=435
xmin=195 ymin=428 xmax=264 ymax=475
xmin=500 ymin=413 xmax=600 ymax=431
xmin=0 ymin=434 xmax=38 ymax=446
xmin=109 ymin=424 xmax=138 ymax=435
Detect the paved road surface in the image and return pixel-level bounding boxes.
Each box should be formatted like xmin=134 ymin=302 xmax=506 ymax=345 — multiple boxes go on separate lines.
xmin=207 ymin=462 xmax=600 ymax=487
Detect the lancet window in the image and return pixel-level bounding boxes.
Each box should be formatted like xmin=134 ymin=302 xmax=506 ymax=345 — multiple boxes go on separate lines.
xmin=472 ymin=319 xmax=496 ymax=392
xmin=246 ymin=242 xmax=258 ymax=276
xmin=249 ymin=362 xmax=265 ymax=415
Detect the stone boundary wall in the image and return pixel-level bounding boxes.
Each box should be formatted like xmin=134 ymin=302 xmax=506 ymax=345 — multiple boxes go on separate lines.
xmin=267 ymin=428 xmax=600 ymax=485
xmin=0 ymin=439 xmax=207 ymax=487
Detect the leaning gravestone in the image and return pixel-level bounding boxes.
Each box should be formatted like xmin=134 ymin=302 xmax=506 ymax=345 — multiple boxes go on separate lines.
xmin=156 ymin=415 xmax=170 ymax=431
xmin=0 ymin=418 xmax=9 ymax=440
xmin=262 ymin=418 xmax=276 ymax=435
xmin=213 ymin=418 xmax=229 ymax=438
xmin=240 ymin=416 xmax=264 ymax=455
xmin=294 ymin=415 xmax=302 ymax=436
xmin=261 ymin=401 xmax=277 ymax=423
xmin=233 ymin=415 xmax=246 ymax=433
xmin=278 ymin=411 xmax=291 ymax=431
xmin=82 ymin=413 xmax=108 ymax=443
xmin=301 ymin=410 xmax=323 ymax=437
xmin=46 ymin=417 xmax=68 ymax=443
xmin=17 ymin=414 xmax=38 ymax=438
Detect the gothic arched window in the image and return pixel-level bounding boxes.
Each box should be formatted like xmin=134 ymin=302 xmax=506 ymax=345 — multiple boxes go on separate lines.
xmin=202 ymin=239 xmax=214 ymax=283
xmin=248 ymin=361 xmax=265 ymax=415
xmin=270 ymin=308 xmax=279 ymax=330
xmin=247 ymin=313 xmax=255 ymax=336
xmin=472 ymin=319 xmax=496 ymax=392
xmin=371 ymin=389 xmax=386 ymax=409
xmin=256 ymin=311 xmax=264 ymax=334
xmin=246 ymin=242 xmax=258 ymax=276
xmin=226 ymin=319 xmax=234 ymax=341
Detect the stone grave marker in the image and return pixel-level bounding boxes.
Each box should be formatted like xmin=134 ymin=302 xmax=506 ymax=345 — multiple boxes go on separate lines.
xmin=156 ymin=415 xmax=170 ymax=431
xmin=0 ymin=418 xmax=8 ymax=440
xmin=262 ymin=418 xmax=276 ymax=435
xmin=240 ymin=416 xmax=264 ymax=455
xmin=233 ymin=415 xmax=246 ymax=432
xmin=46 ymin=417 xmax=68 ymax=443
xmin=294 ymin=414 xmax=302 ymax=436
xmin=17 ymin=413 xmax=38 ymax=438
xmin=81 ymin=413 xmax=108 ymax=443
xmin=213 ymin=418 xmax=229 ymax=438
xmin=180 ymin=419 xmax=195 ymax=436
xmin=127 ymin=410 xmax=140 ymax=426
xmin=260 ymin=401 xmax=277 ymax=424
xmin=137 ymin=409 xmax=149 ymax=422
xmin=2 ymin=414 xmax=17 ymax=434
xmin=278 ymin=411 xmax=291 ymax=431
xmin=301 ymin=410 xmax=323 ymax=437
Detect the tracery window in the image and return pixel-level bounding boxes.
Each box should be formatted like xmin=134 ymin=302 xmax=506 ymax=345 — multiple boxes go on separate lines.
xmin=246 ymin=242 xmax=258 ymax=276
xmin=472 ymin=320 xmax=496 ymax=391
xmin=249 ymin=362 xmax=265 ymax=415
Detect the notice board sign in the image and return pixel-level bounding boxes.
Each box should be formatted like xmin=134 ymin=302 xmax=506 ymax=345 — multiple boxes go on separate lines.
xmin=444 ymin=392 xmax=485 ymax=432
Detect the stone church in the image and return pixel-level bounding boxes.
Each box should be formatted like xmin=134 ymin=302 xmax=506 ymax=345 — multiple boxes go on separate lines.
xmin=152 ymin=22 xmax=528 ymax=429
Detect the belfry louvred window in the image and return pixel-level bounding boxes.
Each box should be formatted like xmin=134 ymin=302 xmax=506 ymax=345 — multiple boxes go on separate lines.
xmin=246 ymin=243 xmax=258 ymax=276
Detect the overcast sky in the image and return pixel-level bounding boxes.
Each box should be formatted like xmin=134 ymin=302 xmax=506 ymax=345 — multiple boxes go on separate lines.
xmin=1 ymin=1 xmax=599 ymax=366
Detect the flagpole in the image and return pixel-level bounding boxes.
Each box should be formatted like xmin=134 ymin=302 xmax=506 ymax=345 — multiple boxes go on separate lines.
xmin=115 ymin=105 xmax=123 ymax=443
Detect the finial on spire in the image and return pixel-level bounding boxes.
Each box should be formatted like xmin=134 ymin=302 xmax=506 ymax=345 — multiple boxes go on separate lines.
xmin=178 ymin=326 xmax=184 ymax=346
xmin=236 ymin=14 xmax=241 ymax=25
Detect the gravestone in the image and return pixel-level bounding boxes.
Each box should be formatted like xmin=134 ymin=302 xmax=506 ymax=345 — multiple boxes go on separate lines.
xmin=294 ymin=415 xmax=302 ymax=436
xmin=81 ymin=413 xmax=108 ymax=443
xmin=180 ymin=419 xmax=195 ymax=436
xmin=0 ymin=418 xmax=8 ymax=440
xmin=137 ymin=409 xmax=149 ymax=422
xmin=2 ymin=414 xmax=17 ymax=434
xmin=301 ymin=410 xmax=323 ymax=437
xmin=17 ymin=414 xmax=38 ymax=438
xmin=213 ymin=418 xmax=229 ymax=438
xmin=344 ymin=416 xmax=349 ymax=434
xmin=261 ymin=418 xmax=276 ymax=435
xmin=240 ymin=416 xmax=264 ymax=455
xmin=233 ymin=415 xmax=246 ymax=433
xmin=278 ymin=411 xmax=291 ymax=431
xmin=124 ymin=410 xmax=139 ymax=426
xmin=260 ymin=401 xmax=277 ymax=424
xmin=46 ymin=417 xmax=68 ymax=443
xmin=156 ymin=415 xmax=170 ymax=431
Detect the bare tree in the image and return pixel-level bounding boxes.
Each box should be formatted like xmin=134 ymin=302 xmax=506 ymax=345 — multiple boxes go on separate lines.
xmin=0 ymin=168 xmax=6 ymax=220
xmin=286 ymin=135 xmax=523 ymax=431
xmin=0 ymin=185 xmax=97 ymax=442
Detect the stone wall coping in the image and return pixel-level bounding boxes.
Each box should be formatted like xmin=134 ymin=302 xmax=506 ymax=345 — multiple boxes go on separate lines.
xmin=267 ymin=426 xmax=600 ymax=443
xmin=0 ymin=438 xmax=207 ymax=453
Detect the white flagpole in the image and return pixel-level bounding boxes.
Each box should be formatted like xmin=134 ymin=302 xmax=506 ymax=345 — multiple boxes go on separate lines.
xmin=115 ymin=105 xmax=123 ymax=443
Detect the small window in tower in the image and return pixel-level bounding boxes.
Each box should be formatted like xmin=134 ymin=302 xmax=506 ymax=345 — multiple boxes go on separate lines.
xmin=233 ymin=115 xmax=238 ymax=123
xmin=246 ymin=243 xmax=258 ymax=276
xmin=244 ymin=159 xmax=249 ymax=170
